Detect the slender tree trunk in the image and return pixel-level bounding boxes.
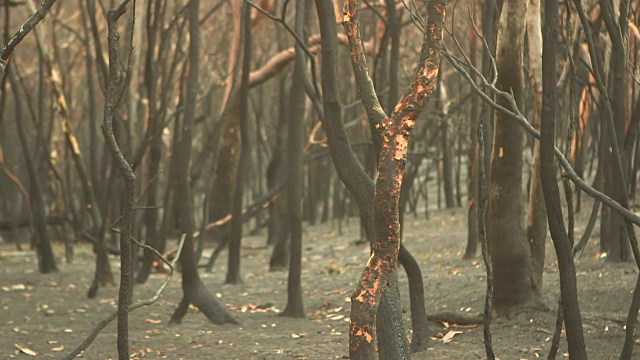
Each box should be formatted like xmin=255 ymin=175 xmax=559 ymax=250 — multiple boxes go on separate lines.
xmin=464 ymin=21 xmax=479 ymax=260
xmin=438 ymin=79 xmax=455 ymax=209
xmin=267 ymin=45 xmax=290 ymax=268
xmin=384 ymin=0 xmax=399 ymax=109
xmin=30 ymin=0 xmax=115 ymax=295
xmin=225 ymin=0 xmax=252 ymax=285
xmin=136 ymin=0 xmax=165 ymax=284
xmin=169 ymin=0 xmax=237 ymax=326
xmin=280 ymin=0 xmax=307 ymax=317
xmin=601 ymin=0 xmax=630 ymax=262
xmin=8 ymin=71 xmax=57 ymax=273
xmin=209 ymin=115 xmax=240 ymax=223
xmin=103 ymin=5 xmax=136 ymax=358
xmin=540 ymin=0 xmax=587 ymax=356
xmin=525 ymin=0 xmax=547 ymax=298
xmin=481 ymin=0 xmax=496 ymax=184
xmin=208 ymin=0 xmax=242 ymax=226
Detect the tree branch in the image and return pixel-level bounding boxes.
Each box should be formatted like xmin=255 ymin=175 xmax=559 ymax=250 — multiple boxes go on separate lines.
xmin=441 ymin=45 xmax=640 ymax=228
xmin=0 ymin=0 xmax=57 ymax=79
xmin=342 ymin=0 xmax=388 ymax=129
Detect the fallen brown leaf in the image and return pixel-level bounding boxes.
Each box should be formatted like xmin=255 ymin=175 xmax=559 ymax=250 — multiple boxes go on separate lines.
xmin=14 ymin=344 xmax=37 ymax=356
xmin=441 ymin=330 xmax=463 ymax=343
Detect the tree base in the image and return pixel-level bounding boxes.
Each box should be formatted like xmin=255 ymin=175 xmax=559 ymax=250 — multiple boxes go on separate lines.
xmin=169 ymin=278 xmax=237 ymax=325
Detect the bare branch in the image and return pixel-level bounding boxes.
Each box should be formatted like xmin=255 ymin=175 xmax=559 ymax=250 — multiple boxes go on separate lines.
xmin=343 ymin=0 xmax=388 ymax=129
xmin=441 ymin=45 xmax=640 ymax=228
xmin=0 ymin=0 xmax=57 ymax=79
xmin=245 ymin=0 xmax=320 ymax=97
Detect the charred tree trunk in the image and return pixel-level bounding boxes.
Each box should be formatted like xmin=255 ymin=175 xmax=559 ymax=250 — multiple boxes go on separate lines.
xmin=540 ymin=0 xmax=587 ymax=355
xmin=601 ymin=0 xmax=630 ymax=262
xmin=103 ymin=5 xmax=136 ymax=357
xmin=280 ymin=0 xmax=307 ymax=317
xmin=225 ymin=0 xmax=253 ymax=285
xmin=8 ymin=70 xmax=57 ymax=273
xmin=136 ymin=136 xmax=161 ymax=283
xmin=136 ymin=0 xmax=166 ymax=284
xmin=464 ymin=20 xmax=479 ymax=260
xmin=169 ymin=0 xmax=236 ymax=325
xmin=209 ymin=115 xmax=240 ymax=224
xmin=398 ymin=245 xmax=429 ymax=353
xmin=489 ymin=0 xmax=534 ymax=313
xmin=267 ymin=42 xmax=290 ymax=269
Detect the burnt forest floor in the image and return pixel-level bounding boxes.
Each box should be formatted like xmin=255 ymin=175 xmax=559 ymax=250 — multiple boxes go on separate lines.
xmin=1 ymin=197 xmax=638 ymax=359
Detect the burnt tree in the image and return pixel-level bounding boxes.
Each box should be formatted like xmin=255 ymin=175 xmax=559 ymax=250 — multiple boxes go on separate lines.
xmin=342 ymin=0 xmax=447 ymax=358
xmin=169 ymin=0 xmax=236 ymax=326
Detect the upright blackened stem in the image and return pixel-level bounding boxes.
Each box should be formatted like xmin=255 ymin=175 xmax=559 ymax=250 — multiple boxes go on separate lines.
xmin=478 ymin=116 xmax=495 ymax=360
xmin=103 ymin=2 xmax=135 ymax=359
xmin=540 ymin=0 xmax=586 ymax=357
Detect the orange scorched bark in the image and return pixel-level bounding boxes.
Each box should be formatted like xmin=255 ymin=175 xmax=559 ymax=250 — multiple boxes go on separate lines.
xmin=344 ymin=0 xmax=448 ymax=358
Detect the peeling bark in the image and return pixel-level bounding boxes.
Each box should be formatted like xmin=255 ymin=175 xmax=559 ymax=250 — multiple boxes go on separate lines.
xmin=343 ymin=0 xmax=447 ymax=358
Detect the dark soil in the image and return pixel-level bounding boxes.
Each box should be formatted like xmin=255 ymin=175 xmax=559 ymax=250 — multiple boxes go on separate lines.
xmin=1 ymin=201 xmax=638 ymax=359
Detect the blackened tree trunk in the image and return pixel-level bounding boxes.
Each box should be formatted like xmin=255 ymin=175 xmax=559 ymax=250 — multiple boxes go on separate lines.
xmin=136 ymin=135 xmax=161 ymax=284
xmin=398 ymin=245 xmax=429 ymax=353
xmin=463 ymin=23 xmax=479 ymax=260
xmin=27 ymin=0 xmax=108 ymax=292
xmin=209 ymin=116 xmax=240 ymax=224
xmin=601 ymin=0 xmax=630 ymax=262
xmin=384 ymin=0 xmax=399 ymax=109
xmin=137 ymin=0 xmax=166 ymax=284
xmin=8 ymin=70 xmax=57 ymax=273
xmin=279 ymin=0 xmax=306 ymax=318
xmin=267 ymin=144 xmax=290 ymax=270
xmin=481 ymin=0 xmax=495 ymax=186
xmin=267 ymin=31 xmax=290 ymax=270
xmin=489 ymin=0 xmax=534 ymax=313
xmin=169 ymin=0 xmax=236 ymax=326
xmin=103 ymin=4 xmax=136 ymax=357
xmin=208 ymin=0 xmax=242 ymax=228
xmin=225 ymin=0 xmax=253 ymax=285
xmin=539 ymin=0 xmax=587 ymax=355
